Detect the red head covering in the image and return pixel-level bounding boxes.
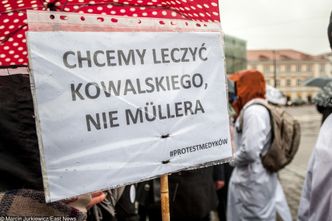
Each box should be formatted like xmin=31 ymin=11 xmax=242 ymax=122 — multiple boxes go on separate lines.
xmin=229 ymin=69 xmax=266 ymax=114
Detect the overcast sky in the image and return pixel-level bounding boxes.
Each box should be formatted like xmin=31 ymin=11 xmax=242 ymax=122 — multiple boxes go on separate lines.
xmin=219 ymin=0 xmax=332 ymax=55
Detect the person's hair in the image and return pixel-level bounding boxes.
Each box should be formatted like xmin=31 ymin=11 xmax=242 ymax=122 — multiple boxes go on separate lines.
xmin=329 ymin=11 xmax=332 ymax=49
xmin=316 ymin=104 xmax=332 ymax=125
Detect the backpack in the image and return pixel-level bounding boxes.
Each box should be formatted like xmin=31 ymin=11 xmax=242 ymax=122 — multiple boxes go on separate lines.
xmin=239 ymin=100 xmax=301 ymax=172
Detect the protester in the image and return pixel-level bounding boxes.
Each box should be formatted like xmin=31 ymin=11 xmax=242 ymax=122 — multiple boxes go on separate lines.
xmin=87 ymin=187 xmax=128 ymax=221
xmin=215 ymin=163 xmax=233 ymax=221
xmin=313 ymin=11 xmax=332 ymax=124
xmin=137 ymin=166 xmax=220 ymax=221
xmin=215 ymin=82 xmax=236 ymax=221
xmin=314 ymin=81 xmax=332 ymax=124
xmin=136 ymin=180 xmax=158 ymax=221
xmin=115 ymin=185 xmax=140 ymax=221
xmin=297 ymin=13 xmax=332 ymax=220
xmin=227 ymin=70 xmax=290 ymax=221
xmin=328 ymin=10 xmax=332 ymax=49
xmin=168 ymin=167 xmax=219 ymax=221
xmin=88 ymin=185 xmax=139 ymax=221
xmin=297 ymin=112 xmax=332 ymax=220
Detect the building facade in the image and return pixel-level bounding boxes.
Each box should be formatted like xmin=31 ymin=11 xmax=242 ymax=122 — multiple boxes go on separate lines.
xmin=224 ymin=35 xmax=247 ymax=74
xmin=247 ymin=49 xmax=331 ymax=103
xmin=317 ymin=52 xmax=332 ymax=76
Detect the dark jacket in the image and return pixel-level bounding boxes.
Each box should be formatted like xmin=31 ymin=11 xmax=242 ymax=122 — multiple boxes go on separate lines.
xmin=168 ymin=167 xmax=218 ymax=221
xmin=0 ymin=74 xmax=43 ymax=191
xmin=137 ymin=167 xmax=218 ymax=221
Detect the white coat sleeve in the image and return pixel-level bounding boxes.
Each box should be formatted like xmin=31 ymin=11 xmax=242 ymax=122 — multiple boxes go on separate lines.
xmin=297 ymin=152 xmax=315 ymax=221
xmin=276 ymin=180 xmax=292 ymax=221
xmin=298 ymin=114 xmax=332 ymax=221
xmin=233 ymin=105 xmax=271 ymax=167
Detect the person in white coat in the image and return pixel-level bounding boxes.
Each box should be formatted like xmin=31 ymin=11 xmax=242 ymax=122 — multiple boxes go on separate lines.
xmin=298 ymin=12 xmax=332 ymax=221
xmin=297 ymin=114 xmax=332 ymax=221
xmin=227 ymin=70 xmax=290 ymax=221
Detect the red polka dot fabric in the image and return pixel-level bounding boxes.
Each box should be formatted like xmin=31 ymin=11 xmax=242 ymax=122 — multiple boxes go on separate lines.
xmin=0 ymin=0 xmax=220 ymax=67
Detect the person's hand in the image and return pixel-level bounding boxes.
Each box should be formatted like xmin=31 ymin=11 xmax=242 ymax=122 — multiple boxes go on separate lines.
xmin=87 ymin=192 xmax=106 ymax=209
xmin=63 ymin=191 xmax=106 ymax=212
xmin=215 ymin=180 xmax=225 ymax=190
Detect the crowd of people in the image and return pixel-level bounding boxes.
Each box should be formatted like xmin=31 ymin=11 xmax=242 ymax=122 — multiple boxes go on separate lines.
xmin=0 ymin=9 xmax=331 ymax=221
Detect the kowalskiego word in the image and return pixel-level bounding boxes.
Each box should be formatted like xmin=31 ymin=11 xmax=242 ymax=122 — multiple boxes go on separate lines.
xmin=71 ymin=73 xmax=205 ymax=101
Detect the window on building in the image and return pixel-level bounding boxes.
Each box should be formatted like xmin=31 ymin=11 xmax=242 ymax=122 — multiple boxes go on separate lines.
xmin=276 ymin=65 xmax=280 ymax=72
xmin=296 ymin=64 xmax=301 ymax=72
xmin=263 ymin=65 xmax=270 ymax=73
xmin=320 ymin=64 xmax=325 ymax=72
xmin=304 ymin=64 xmax=312 ymax=72
xmin=307 ymin=64 xmax=312 ymax=72
xmin=297 ymin=79 xmax=302 ymax=86
xmin=286 ymin=65 xmax=291 ymax=72
xmin=286 ymin=79 xmax=291 ymax=87
xmin=276 ymin=79 xmax=280 ymax=87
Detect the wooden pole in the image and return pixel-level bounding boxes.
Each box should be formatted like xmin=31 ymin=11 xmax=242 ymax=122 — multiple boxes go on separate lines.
xmin=160 ymin=174 xmax=170 ymax=221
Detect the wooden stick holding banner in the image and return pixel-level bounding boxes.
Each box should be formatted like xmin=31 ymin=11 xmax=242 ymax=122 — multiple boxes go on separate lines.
xmin=160 ymin=174 xmax=170 ymax=221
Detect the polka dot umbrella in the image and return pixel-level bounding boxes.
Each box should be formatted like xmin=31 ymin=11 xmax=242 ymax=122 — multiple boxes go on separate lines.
xmin=0 ymin=0 xmax=221 ymax=67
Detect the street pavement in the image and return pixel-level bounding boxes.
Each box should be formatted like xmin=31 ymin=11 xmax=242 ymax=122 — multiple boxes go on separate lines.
xmin=279 ymin=105 xmax=321 ymax=220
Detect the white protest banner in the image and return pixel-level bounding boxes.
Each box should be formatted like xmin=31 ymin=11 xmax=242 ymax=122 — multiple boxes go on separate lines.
xmin=27 ymin=11 xmax=232 ymax=202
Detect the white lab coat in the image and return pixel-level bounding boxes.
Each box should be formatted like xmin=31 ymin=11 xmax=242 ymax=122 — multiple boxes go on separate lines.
xmin=227 ymin=99 xmax=291 ymax=221
xmin=298 ymin=114 xmax=332 ymax=221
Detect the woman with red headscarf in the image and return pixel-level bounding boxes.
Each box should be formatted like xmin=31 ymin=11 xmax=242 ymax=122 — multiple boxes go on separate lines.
xmin=226 ymin=70 xmax=289 ymax=221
